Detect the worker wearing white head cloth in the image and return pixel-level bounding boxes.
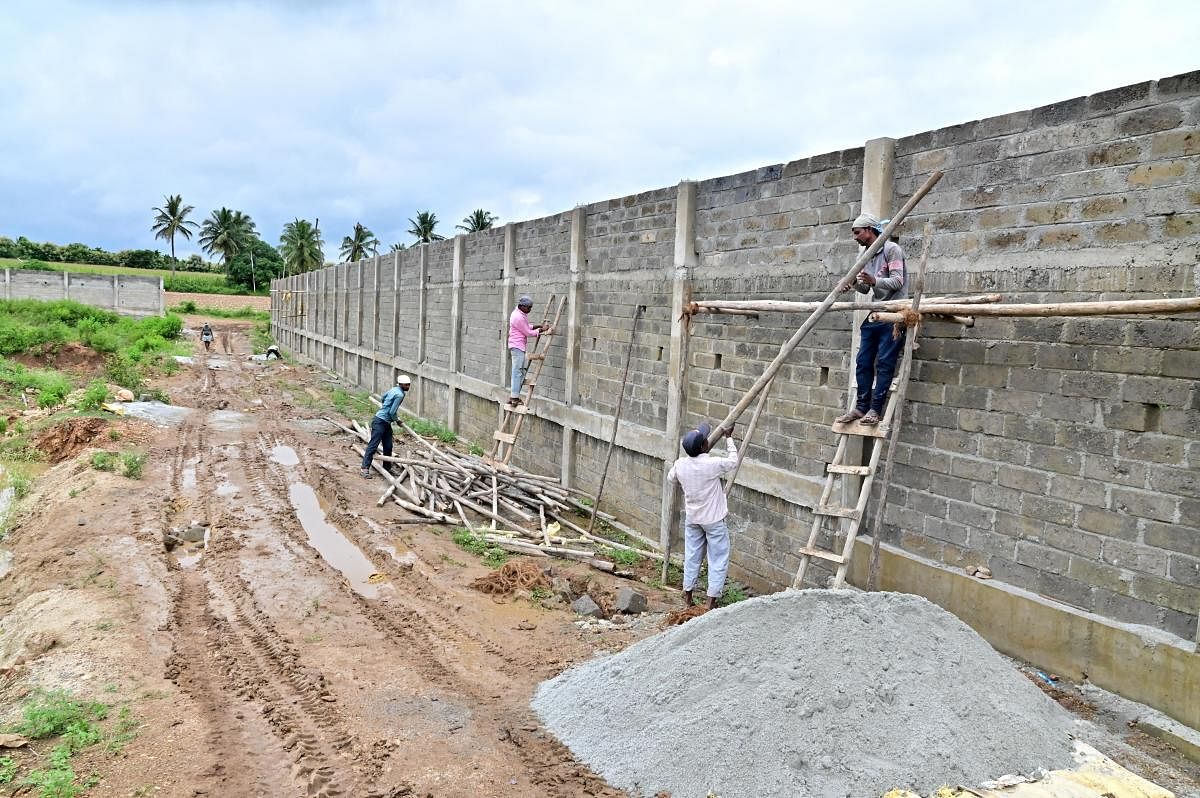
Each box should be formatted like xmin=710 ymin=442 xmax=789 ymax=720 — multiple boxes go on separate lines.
xmin=360 ymin=374 xmax=412 ymax=478
xmin=837 ymin=212 xmax=908 ymax=426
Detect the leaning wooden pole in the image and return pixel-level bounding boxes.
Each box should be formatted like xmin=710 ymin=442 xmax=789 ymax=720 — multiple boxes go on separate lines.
xmin=587 ymin=305 xmax=644 ymax=536
xmin=867 ymin=223 xmax=932 ymax=591
xmin=705 ymin=170 xmax=943 ymax=446
xmin=866 ymin=295 xmax=1200 ymax=320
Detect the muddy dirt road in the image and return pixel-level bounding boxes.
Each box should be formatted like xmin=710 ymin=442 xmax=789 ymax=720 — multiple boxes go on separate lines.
xmin=0 ymin=319 xmax=658 ymax=797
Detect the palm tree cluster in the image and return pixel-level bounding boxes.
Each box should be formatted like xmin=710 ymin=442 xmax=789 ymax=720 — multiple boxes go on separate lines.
xmin=152 ymin=196 xmax=502 ymax=277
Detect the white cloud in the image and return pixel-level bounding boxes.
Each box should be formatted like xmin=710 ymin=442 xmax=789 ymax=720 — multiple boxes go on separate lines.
xmin=0 ymin=0 xmax=1196 ymax=256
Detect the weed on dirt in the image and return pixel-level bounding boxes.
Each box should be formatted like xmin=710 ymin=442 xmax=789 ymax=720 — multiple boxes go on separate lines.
xmin=452 ymin=527 xmax=510 ymax=567
xmin=407 ymin=416 xmax=458 ymax=444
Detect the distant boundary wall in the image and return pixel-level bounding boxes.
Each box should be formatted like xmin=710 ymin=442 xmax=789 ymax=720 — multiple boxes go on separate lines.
xmin=4 ymin=267 xmax=163 ymax=316
xmin=273 ymin=71 xmax=1200 ymax=728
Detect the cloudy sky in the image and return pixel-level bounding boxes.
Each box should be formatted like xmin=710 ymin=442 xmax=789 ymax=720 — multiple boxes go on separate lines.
xmin=1 ymin=1 xmax=1197 ymax=257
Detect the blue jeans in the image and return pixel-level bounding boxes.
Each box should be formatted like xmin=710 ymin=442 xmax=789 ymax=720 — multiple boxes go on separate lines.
xmin=361 ymin=417 xmax=393 ymax=470
xmin=683 ymin=519 xmax=731 ymax=598
xmin=509 ymin=347 xmax=527 ymax=398
xmin=855 ymin=321 xmax=905 ymax=413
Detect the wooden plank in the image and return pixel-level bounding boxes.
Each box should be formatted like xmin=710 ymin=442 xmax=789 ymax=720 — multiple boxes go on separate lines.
xmin=826 ymin=464 xmax=871 ymax=475
xmin=813 ymin=505 xmax=861 ymax=519
xmin=830 ymin=420 xmax=891 ymax=438
xmin=798 ymin=546 xmax=845 ymax=564
xmin=493 ymin=431 xmax=516 ymax=444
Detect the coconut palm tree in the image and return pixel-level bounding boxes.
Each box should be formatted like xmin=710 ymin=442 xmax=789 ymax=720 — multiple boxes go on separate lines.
xmin=151 ymin=194 xmax=199 ymax=278
xmin=456 ymin=209 xmax=498 ymax=233
xmin=389 ymin=243 xmax=406 ymax=252
xmin=339 ymin=222 xmax=380 ymax=262
xmin=279 ymin=218 xmax=325 ymax=275
xmin=199 ymin=208 xmax=257 ymax=268
xmin=407 ymin=211 xmax=444 ymax=244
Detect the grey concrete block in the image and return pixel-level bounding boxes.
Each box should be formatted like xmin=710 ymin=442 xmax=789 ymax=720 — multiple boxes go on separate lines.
xmin=615 ymin=587 xmax=648 ymax=614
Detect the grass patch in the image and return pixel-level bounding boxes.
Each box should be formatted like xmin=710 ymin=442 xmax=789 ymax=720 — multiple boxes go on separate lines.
xmin=600 ymin=546 xmax=643 ymax=566
xmin=77 ymin=380 xmax=109 ymax=411
xmin=452 ymin=527 xmax=509 ymax=567
xmin=6 ymin=465 xmax=33 ymax=500
xmin=11 ymin=689 xmax=108 ymax=745
xmin=331 ymin=388 xmax=375 ymax=419
xmin=406 ymin=415 xmax=457 ymax=444
xmin=647 ymin=561 xmax=684 ymax=590
xmin=250 ymin=320 xmax=273 ymax=353
xmin=719 ymin=583 xmax=749 ymax=606
xmin=168 ymin=302 xmax=269 ymax=322
xmin=468 ymin=443 xmax=484 ymax=457
xmin=0 ymin=756 xmax=16 ymax=784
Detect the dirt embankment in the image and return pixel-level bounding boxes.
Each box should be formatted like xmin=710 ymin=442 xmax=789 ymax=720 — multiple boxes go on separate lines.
xmin=166 ymin=291 xmax=269 ymax=310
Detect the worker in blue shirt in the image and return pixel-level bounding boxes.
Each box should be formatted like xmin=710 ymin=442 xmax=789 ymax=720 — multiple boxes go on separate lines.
xmin=361 ymin=374 xmax=411 ymax=478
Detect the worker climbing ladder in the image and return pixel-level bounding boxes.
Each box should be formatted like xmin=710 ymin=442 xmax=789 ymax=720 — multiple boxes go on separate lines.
xmin=486 ymin=294 xmax=566 ymax=468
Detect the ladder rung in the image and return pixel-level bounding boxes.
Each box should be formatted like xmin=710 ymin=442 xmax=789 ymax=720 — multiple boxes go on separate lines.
xmin=526 ymin=353 xmax=545 ymax=361
xmin=798 ymin=546 xmax=845 ymax=565
xmin=831 ymin=421 xmax=891 ymax=439
xmin=827 ymin=464 xmax=871 ymax=475
xmin=523 ymin=382 xmax=537 ymax=389
xmin=813 ymin=505 xmax=861 ymax=519
xmin=493 ymin=431 xmax=516 ymax=444
xmin=504 ymin=404 xmax=530 ymax=415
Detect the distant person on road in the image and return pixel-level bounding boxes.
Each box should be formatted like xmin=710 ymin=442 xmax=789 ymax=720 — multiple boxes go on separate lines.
xmin=361 ymin=374 xmax=411 ymax=478
xmin=507 ymin=296 xmax=553 ymax=408
xmin=200 ymin=323 xmax=214 ymax=352
xmin=837 ymin=212 xmax=907 ymax=426
xmin=667 ymin=422 xmax=738 ymax=611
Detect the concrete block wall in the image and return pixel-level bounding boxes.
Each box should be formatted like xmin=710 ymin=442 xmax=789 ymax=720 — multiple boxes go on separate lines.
xmin=3 ymin=268 xmax=162 ymax=316
xmin=271 ymin=69 xmax=1200 ymax=649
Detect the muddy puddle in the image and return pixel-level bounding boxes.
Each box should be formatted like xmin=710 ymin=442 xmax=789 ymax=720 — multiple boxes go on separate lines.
xmin=270 ymin=445 xmax=299 ymax=466
xmin=288 ymin=483 xmax=382 ymax=599
xmin=115 ymin=401 xmax=193 ymax=426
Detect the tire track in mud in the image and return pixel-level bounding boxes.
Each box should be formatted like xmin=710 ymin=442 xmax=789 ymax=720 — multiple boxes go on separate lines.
xmin=272 ymin=450 xmax=625 ymax=797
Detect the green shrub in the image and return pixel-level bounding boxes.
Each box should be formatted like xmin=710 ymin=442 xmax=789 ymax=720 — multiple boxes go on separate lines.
xmin=452 ymin=527 xmax=509 ymax=567
xmin=119 ymin=451 xmax=146 ymax=479
xmin=0 ymin=418 xmax=7 ymax=434
xmin=78 ymin=380 xmax=109 ymax=411
xmin=90 ymin=451 xmax=117 ymax=472
xmin=177 ymin=300 xmax=197 ymax=313
xmin=7 ymin=467 xmax=32 ymax=500
xmin=601 ymin=546 xmax=643 ymax=566
xmin=138 ymin=314 xmax=182 ymax=340
xmin=13 ymin=689 xmax=108 ymax=742
xmin=104 ymin=354 xmax=143 ymax=389
xmin=17 ymin=259 xmax=54 ymax=272
xmin=407 ymin=416 xmax=457 ymax=444
xmin=0 ymin=755 xmax=16 ymax=784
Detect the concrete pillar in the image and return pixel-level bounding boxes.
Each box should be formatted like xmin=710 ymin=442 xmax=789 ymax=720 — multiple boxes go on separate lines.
xmin=356 ymin=260 xmax=366 ymax=385
xmin=415 ymin=246 xmax=429 ymax=417
xmin=391 ymin=251 xmax=401 ymax=358
xmin=499 ymin=224 xmax=517 ymax=387
xmin=560 ymin=207 xmax=586 ymax=487
xmin=158 ymin=277 xmax=165 ymax=316
xmin=111 ymin=274 xmax=119 ymax=312
xmin=842 ymin=137 xmax=897 ymax=532
xmin=371 ymin=255 xmax=382 ymax=393
xmin=4 ymin=269 xmax=9 ymax=300
xmin=447 ymin=236 xmax=466 ymax=430
xmin=658 ymin=181 xmax=698 ymax=568
xmin=62 ymin=271 xmax=69 ymax=301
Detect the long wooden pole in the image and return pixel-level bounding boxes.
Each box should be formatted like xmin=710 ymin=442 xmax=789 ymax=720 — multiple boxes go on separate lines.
xmin=867 ymin=223 xmax=932 ymax=591
xmin=867 ymin=296 xmax=1200 ymax=320
xmin=587 ymin=305 xmax=644 ymax=536
xmin=706 ymin=170 xmax=943 ymax=446
xmin=690 ymin=294 xmax=1001 ymax=314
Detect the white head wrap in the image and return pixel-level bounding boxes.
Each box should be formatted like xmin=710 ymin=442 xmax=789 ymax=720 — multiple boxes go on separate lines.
xmin=852 ymin=213 xmax=882 ymax=232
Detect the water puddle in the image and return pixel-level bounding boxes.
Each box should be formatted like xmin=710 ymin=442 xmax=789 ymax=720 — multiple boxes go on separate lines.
xmin=216 ymin=481 xmax=240 ymax=498
xmin=182 ymin=466 xmax=197 ymax=491
xmin=113 ymin=401 xmax=193 ymax=427
xmin=289 ymin=483 xmax=381 ymax=599
xmin=209 ymin=410 xmax=251 ymax=431
xmin=0 ymin=550 xmax=12 ymax=579
xmin=171 ymin=522 xmax=211 ymax=569
xmin=271 ymin=445 xmax=299 ymax=466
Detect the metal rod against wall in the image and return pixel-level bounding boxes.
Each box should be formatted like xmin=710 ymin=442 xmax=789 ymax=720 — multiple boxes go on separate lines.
xmin=587 ymin=305 xmax=644 ymax=537
xmin=706 ymin=171 xmax=944 ymax=447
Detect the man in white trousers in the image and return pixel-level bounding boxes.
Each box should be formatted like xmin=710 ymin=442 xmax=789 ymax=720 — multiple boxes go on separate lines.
xmin=667 ymin=422 xmax=738 ymax=610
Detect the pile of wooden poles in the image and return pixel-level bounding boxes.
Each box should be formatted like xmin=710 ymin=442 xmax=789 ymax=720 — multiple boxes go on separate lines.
xmin=327 ymin=415 xmax=664 ymax=572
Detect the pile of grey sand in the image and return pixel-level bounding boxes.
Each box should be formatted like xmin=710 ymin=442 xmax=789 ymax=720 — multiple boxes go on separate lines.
xmin=533 ymin=590 xmax=1082 ymax=797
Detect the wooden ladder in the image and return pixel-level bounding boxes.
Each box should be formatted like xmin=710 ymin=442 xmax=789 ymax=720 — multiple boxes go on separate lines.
xmin=791 ymin=325 xmax=919 ymax=589
xmin=486 ymin=295 xmax=566 ymax=469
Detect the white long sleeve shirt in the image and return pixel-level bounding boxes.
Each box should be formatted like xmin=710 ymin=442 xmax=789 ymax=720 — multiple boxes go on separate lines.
xmin=667 ymin=438 xmax=738 ymax=525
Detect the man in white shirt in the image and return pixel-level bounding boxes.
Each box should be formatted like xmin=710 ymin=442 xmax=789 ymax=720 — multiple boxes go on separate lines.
xmin=667 ymin=422 xmax=738 ymax=610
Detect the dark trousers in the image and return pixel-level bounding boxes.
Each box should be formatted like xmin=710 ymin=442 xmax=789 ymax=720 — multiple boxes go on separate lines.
xmin=855 ymin=321 xmax=905 ymax=413
xmin=361 ymin=417 xmax=393 ymax=470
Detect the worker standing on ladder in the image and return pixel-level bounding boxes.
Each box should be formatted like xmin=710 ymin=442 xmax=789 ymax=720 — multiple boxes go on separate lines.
xmin=837 ymin=212 xmax=908 ymax=426
xmin=668 ymin=422 xmax=738 ymax=610
xmin=507 ymin=295 xmax=553 ymax=408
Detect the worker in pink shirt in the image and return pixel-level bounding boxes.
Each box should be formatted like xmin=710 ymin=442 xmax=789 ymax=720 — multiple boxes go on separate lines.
xmin=507 ymin=295 xmax=553 ymax=407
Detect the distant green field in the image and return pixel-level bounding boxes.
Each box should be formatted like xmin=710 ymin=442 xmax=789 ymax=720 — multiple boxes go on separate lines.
xmin=0 ymin=258 xmax=255 ymax=294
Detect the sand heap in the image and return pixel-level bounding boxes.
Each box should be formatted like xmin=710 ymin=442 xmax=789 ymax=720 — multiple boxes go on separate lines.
xmin=533 ymin=590 xmax=1080 ymax=797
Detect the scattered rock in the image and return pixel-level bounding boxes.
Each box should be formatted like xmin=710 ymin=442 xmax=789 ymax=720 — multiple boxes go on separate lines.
xmin=115 ymin=389 xmax=135 ymax=402
xmin=0 ymin=733 xmax=29 ymax=748
xmin=179 ymin=525 xmax=206 ymax=543
xmin=516 ymin=621 xmax=537 ymax=631
xmin=615 ymin=587 xmax=648 ymax=614
xmin=24 ymin=632 xmax=56 ymax=656
xmin=77 ymin=517 xmax=87 ymax=526
xmin=551 ymin=576 xmax=578 ymax=603
xmin=571 ymin=595 xmax=604 ymax=618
